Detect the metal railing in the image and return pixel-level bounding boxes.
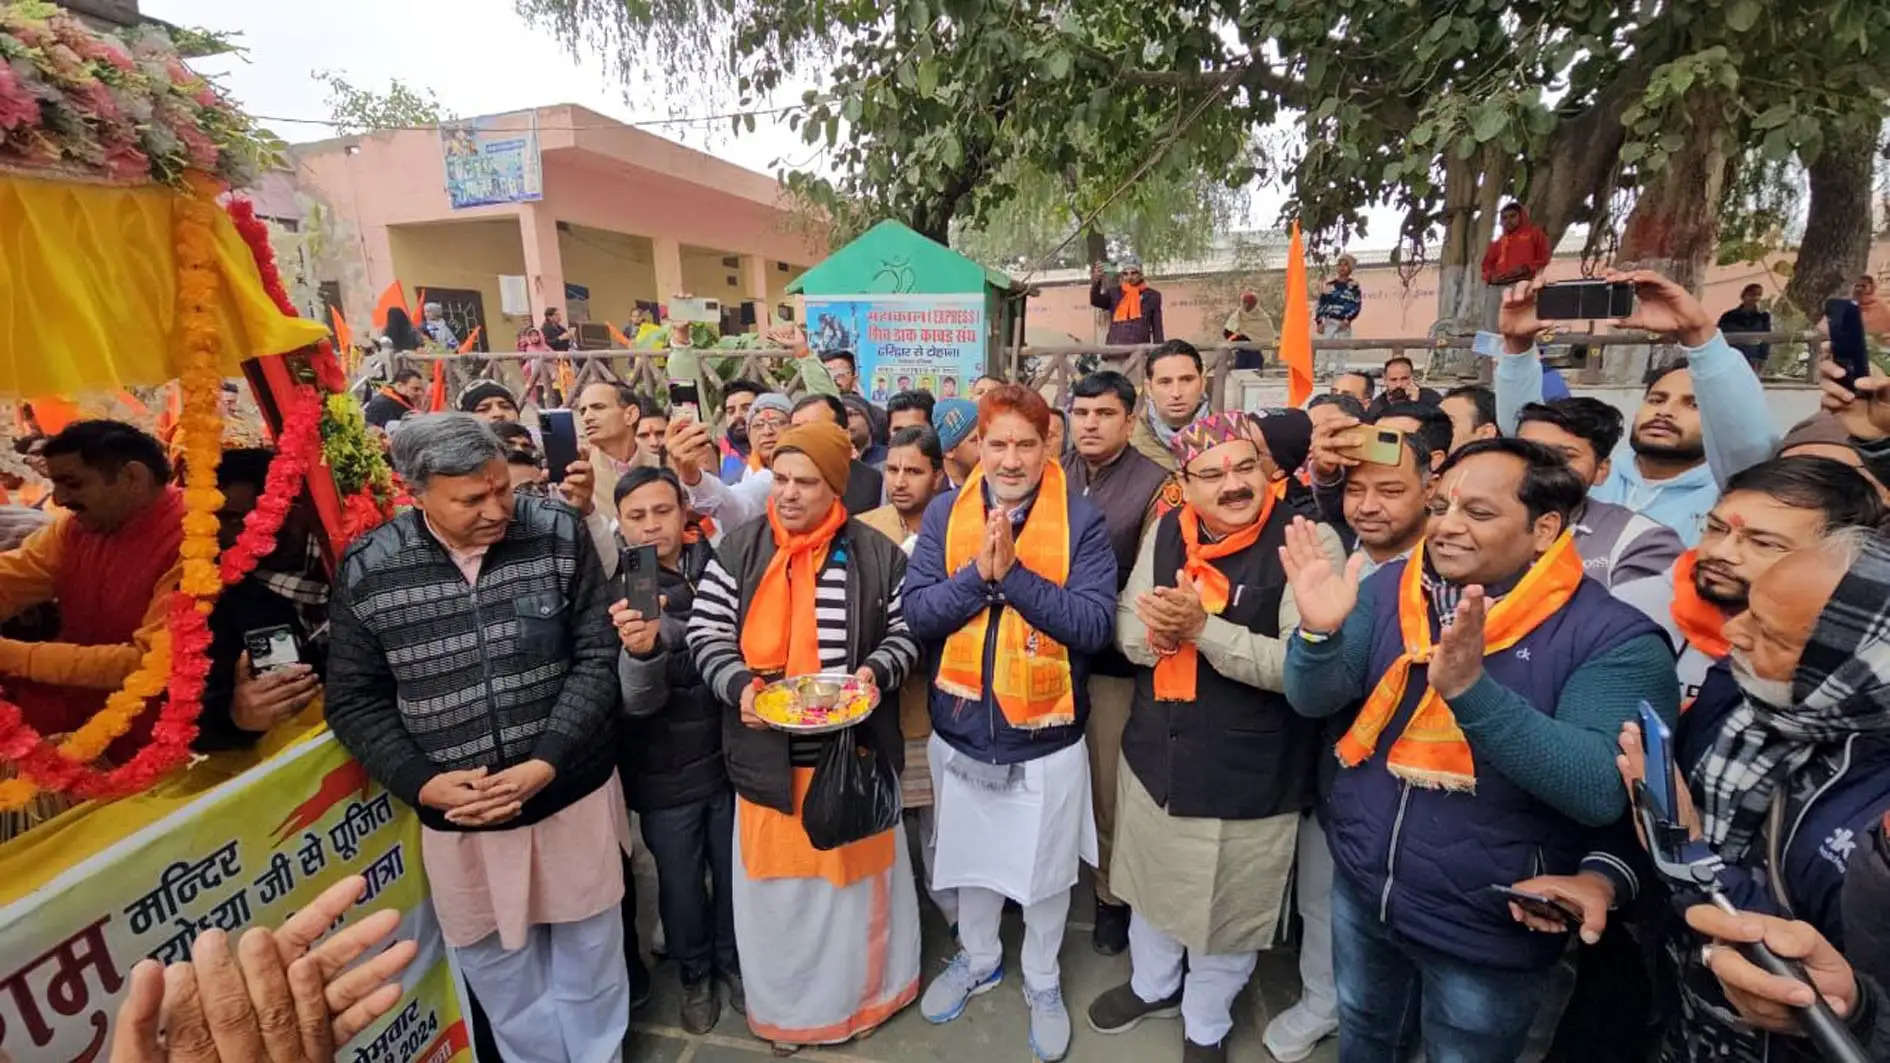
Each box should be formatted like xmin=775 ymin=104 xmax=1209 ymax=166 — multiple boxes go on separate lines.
xmin=357 ymin=329 xmax=1821 ymax=414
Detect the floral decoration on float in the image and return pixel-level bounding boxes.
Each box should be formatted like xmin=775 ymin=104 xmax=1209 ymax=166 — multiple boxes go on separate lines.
xmin=0 ymin=6 xmax=335 ymax=812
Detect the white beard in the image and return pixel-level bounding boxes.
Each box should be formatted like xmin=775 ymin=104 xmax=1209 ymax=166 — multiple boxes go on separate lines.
xmin=1730 ymin=650 xmax=1795 ymax=708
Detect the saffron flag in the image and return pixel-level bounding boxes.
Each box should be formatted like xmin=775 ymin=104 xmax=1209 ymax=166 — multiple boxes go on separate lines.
xmin=606 ymin=322 xmax=633 ymax=349
xmin=330 ymin=306 xmax=354 ymax=352
xmin=1281 ymin=221 xmax=1314 ymax=407
xmin=427 ymin=362 xmax=447 ymax=411
xmin=457 ymin=326 xmax=483 ymax=354
xmin=370 ymin=280 xmax=408 ymax=332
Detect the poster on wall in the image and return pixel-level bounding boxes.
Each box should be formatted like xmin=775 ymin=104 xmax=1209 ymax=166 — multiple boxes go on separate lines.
xmin=804 ymin=293 xmax=986 ymax=403
xmin=0 ymin=733 xmax=473 ymax=1063
xmin=441 ymin=113 xmax=543 ymax=209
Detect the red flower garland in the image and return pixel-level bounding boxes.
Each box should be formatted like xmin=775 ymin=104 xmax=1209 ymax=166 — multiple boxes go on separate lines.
xmin=225 ymin=198 xmax=349 ymax=394
xmin=218 ymin=388 xmax=321 ymax=585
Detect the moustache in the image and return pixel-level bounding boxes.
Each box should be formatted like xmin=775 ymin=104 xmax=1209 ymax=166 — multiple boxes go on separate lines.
xmin=1217 ymin=488 xmax=1256 ymax=507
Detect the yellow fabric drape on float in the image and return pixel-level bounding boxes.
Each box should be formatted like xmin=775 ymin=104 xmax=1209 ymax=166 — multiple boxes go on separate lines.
xmin=0 ymin=174 xmax=331 ymax=395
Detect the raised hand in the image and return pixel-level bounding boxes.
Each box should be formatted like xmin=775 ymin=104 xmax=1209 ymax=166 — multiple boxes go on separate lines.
xmin=1308 ymin=414 xmax=1363 ymax=480
xmin=557 ymin=459 xmax=596 ymax=516
xmin=668 ymin=419 xmax=714 ymax=485
xmin=1498 ymin=278 xmax=1553 ymax=354
xmin=1607 ymin=269 xmax=1716 ymax=347
xmin=1278 ymin=516 xmax=1362 ymax=634
xmin=1427 ymin=586 xmax=1487 ymax=699
xmin=1818 ymin=359 xmax=1890 ymax=441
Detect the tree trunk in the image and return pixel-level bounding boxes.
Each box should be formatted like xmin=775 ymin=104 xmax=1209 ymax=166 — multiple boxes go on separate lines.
xmin=1785 ymin=115 xmax=1882 ymax=316
xmin=1614 ymin=92 xmax=1731 ymax=381
xmin=1085 ymin=226 xmax=1110 ymax=345
xmin=1432 ymin=147 xmax=1508 ymax=375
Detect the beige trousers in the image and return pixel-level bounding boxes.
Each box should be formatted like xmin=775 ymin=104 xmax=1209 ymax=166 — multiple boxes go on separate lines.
xmin=1085 ymin=674 xmax=1136 ymax=904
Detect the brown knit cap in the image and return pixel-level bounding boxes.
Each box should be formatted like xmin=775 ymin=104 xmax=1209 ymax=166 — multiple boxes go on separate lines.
xmin=774 ymin=421 xmax=852 ymax=494
xmin=1780 ymin=413 xmax=1853 ymax=452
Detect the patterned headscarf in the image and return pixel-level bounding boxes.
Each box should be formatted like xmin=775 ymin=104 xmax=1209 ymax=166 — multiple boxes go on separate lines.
xmin=1694 ymin=533 xmax=1890 ymax=859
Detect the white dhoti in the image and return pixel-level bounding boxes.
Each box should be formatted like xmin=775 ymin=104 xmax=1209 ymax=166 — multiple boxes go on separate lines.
xmin=928 ymin=733 xmax=1097 ymax=989
xmin=1111 ymin=761 xmax=1299 ymax=1047
xmin=730 ymin=819 xmax=922 ymax=1045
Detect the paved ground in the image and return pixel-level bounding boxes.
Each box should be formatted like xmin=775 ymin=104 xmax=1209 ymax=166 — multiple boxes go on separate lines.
xmin=621 ymin=829 xmax=1337 ymax=1063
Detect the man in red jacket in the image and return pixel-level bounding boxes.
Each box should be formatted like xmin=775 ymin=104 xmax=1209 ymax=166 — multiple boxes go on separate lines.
xmin=1481 ymin=202 xmax=1551 ymax=286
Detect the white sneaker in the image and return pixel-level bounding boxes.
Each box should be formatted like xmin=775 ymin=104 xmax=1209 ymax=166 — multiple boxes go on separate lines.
xmin=1263 ymin=1000 xmax=1339 ymax=1063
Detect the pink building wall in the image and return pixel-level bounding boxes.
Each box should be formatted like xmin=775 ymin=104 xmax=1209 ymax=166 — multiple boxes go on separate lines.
xmin=288 ymin=105 xmax=824 ymax=349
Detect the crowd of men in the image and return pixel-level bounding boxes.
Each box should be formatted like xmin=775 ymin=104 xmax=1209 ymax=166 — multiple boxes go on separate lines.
xmin=8 ymin=264 xmax=1890 ymax=1062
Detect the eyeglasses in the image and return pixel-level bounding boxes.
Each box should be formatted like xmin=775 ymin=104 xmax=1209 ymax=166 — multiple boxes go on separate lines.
xmin=1184 ymin=458 xmax=1260 ymax=487
xmin=749 ymin=415 xmax=788 ymax=431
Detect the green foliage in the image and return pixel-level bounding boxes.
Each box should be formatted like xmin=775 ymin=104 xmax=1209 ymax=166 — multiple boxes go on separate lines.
xmin=950 ymin=159 xmax=1248 ymax=274
xmin=312 ymin=70 xmax=452 ymax=135
xmin=517 ymin=0 xmax=1265 ymax=244
xmin=519 ymin=0 xmax=1890 ymax=268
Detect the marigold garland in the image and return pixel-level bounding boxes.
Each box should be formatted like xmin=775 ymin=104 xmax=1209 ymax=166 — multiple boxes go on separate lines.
xmin=0 ymin=171 xmax=227 ymax=811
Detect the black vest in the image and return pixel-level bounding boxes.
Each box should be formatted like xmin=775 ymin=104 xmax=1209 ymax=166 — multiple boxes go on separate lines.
xmin=1122 ymin=504 xmax=1318 ymax=820
xmin=716 ymin=519 xmax=908 ymax=814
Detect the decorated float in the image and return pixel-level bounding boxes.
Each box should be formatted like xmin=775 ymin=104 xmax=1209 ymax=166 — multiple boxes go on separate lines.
xmin=0 ymin=6 xmax=469 ymax=1060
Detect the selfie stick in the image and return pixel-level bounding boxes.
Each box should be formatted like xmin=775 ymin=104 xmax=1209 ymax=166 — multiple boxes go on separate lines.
xmin=1632 ymin=781 xmax=1869 ymax=1063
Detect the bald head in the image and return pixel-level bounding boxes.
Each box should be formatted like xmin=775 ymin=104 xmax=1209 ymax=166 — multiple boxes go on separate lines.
xmin=1724 ymin=532 xmax=1863 ymax=688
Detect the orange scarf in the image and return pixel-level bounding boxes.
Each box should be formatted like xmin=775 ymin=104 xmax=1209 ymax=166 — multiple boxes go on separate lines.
xmin=935 ymin=462 xmax=1076 ymax=729
xmin=1670 ymin=550 xmax=1730 ymax=659
xmin=1152 ymin=484 xmax=1281 ymax=700
xmin=1336 ymin=531 xmax=1584 ymax=791
xmin=1114 ymin=281 xmax=1146 ymax=323
xmin=739 ymin=498 xmax=849 ymax=678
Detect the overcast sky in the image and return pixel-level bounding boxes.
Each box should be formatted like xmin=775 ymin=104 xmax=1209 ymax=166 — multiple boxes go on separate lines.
xmin=147 ymin=0 xmax=1404 ymax=254
xmin=146 ymin=0 xmax=814 ymax=168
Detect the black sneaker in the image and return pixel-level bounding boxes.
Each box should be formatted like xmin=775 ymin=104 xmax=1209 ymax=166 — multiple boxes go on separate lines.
xmin=1181 ymin=1038 xmax=1228 ymax=1063
xmin=1092 ymin=900 xmax=1130 ymax=955
xmin=680 ymin=976 xmax=720 ymax=1034
xmin=1085 ymin=981 xmax=1181 ymax=1034
xmin=719 ymin=970 xmax=746 ymax=1015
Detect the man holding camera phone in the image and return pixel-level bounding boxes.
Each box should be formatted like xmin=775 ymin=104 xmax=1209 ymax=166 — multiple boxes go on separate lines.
xmin=1492 ymin=270 xmax=1778 ymax=546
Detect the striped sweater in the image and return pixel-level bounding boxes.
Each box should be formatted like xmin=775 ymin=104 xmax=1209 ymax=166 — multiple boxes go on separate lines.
xmin=686 ymin=520 xmax=921 ymax=812
xmin=689 ymin=534 xmax=919 ymax=706
xmin=326 ymin=498 xmax=619 ymax=831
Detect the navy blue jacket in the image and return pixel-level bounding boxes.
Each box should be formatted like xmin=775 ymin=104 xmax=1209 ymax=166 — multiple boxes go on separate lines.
xmin=903 ymin=483 xmax=1118 ymax=764
xmin=1289 ymin=564 xmax=1666 ymax=971
xmin=1673 ymin=661 xmax=1890 ymax=940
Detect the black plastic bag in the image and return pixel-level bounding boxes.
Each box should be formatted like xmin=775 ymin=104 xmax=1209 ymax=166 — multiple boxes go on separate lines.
xmin=803 ymin=726 xmax=901 ymax=851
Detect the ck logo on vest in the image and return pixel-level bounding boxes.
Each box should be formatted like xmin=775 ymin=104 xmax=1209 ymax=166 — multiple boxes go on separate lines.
xmin=1515 ymin=648 xmax=1532 ymax=661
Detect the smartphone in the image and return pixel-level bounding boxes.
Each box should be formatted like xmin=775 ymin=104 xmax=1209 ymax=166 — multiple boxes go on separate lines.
xmin=1826 ymin=299 xmax=1867 ymax=395
xmin=1338 ymin=426 xmax=1405 ymax=467
xmin=1536 ymin=280 xmax=1635 ymax=320
xmin=244 ymin=625 xmax=302 ymax=675
xmin=538 ymin=408 xmax=580 ymax=483
xmin=667 ymin=379 xmax=700 ymax=425
xmin=1487 ymin=885 xmax=1582 ymax=931
xmin=614 ymin=543 xmax=662 ymax=620
xmin=1637 ymin=699 xmax=1676 ymax=822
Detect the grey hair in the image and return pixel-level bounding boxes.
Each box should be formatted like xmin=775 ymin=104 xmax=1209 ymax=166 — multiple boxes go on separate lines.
xmin=390 ymin=413 xmax=506 ymax=489
xmin=423 ymin=301 xmax=442 ymax=313
xmin=1812 ymin=525 xmax=1876 ymax=571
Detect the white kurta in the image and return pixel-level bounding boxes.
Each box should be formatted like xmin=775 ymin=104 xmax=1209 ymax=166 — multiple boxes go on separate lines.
xmin=926 ymin=733 xmax=1098 ymax=906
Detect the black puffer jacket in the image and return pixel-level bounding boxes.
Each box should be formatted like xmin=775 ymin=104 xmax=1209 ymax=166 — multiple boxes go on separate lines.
xmin=326 ymin=498 xmax=619 ymax=832
xmin=616 ymin=539 xmax=725 ymax=811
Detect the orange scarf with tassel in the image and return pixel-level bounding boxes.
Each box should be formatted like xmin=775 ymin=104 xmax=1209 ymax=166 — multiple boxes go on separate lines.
xmin=1336 ymin=532 xmax=1584 ymax=791
xmin=739 ymin=497 xmax=848 ymax=678
xmin=1152 ymin=483 xmax=1282 ymax=700
xmin=935 ymin=462 xmax=1076 ymax=729
xmin=1669 ymin=550 xmax=1730 ymax=659
xmin=1114 ymin=281 xmax=1146 ymax=323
